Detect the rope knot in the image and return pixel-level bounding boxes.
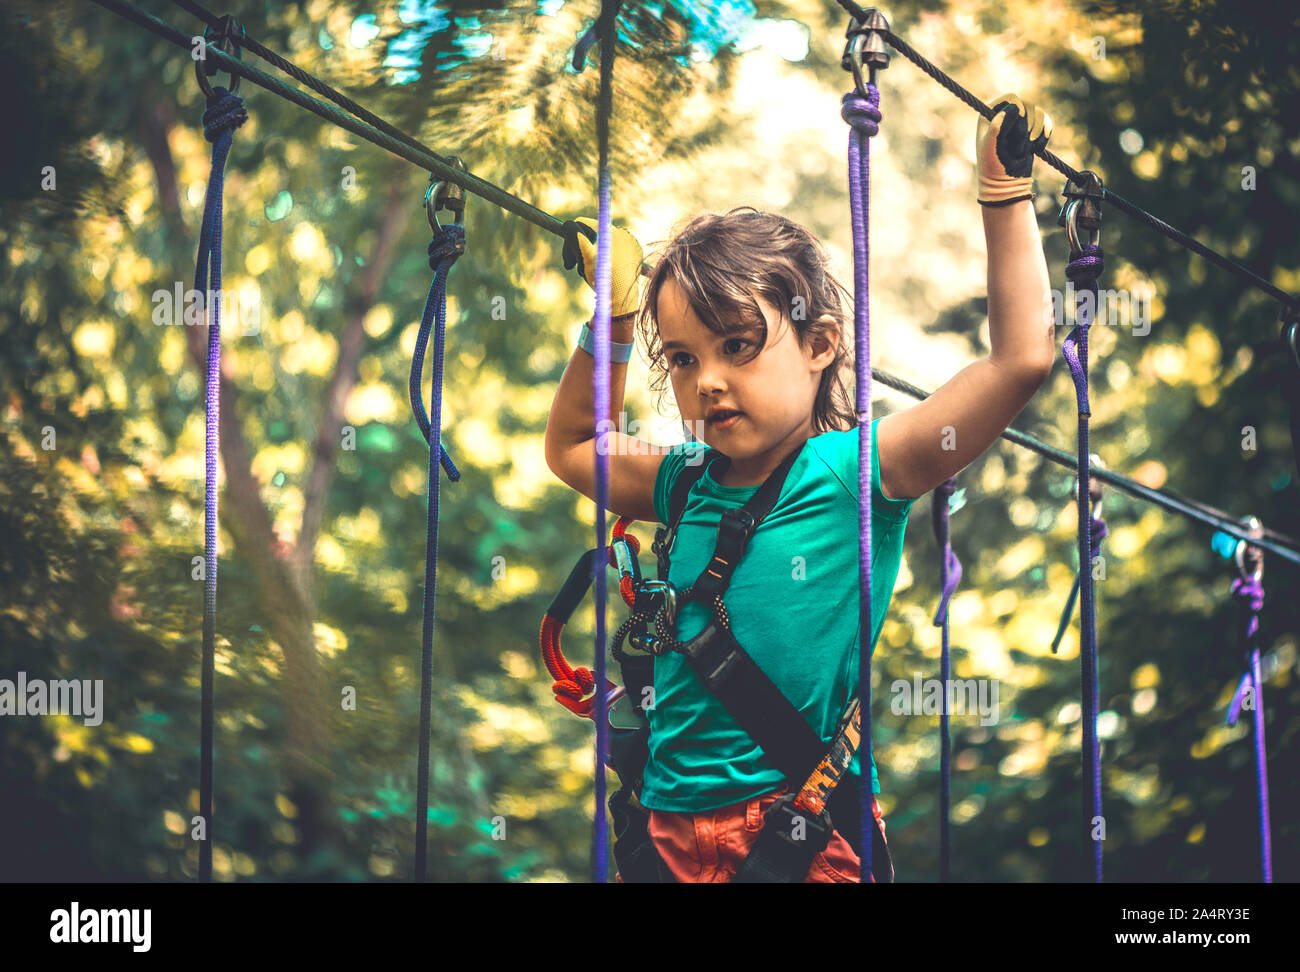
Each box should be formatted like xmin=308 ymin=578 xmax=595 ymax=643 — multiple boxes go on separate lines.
xmin=202 ymin=87 xmax=248 ymax=143
xmin=840 ymin=88 xmax=882 ymax=137
xmin=1090 ymin=514 xmax=1109 ymax=548
xmin=1065 ymin=244 xmax=1105 ymax=284
xmin=428 ymin=224 xmax=466 ymax=269
xmin=1231 ymin=575 xmax=1264 ymax=615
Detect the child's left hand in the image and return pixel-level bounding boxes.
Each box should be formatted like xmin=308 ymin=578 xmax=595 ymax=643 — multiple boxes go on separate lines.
xmin=976 ymin=93 xmax=1052 ymax=206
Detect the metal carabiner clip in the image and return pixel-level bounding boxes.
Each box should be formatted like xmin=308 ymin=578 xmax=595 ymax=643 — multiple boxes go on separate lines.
xmin=425 ymin=157 xmax=468 ymax=233
xmin=1063 ymin=199 xmax=1101 ymax=256
xmin=637 ymin=580 xmax=678 ymax=632
xmin=841 ymin=8 xmax=890 ymax=98
xmin=1235 ymin=515 xmax=1264 ymax=582
xmin=195 ymin=15 xmax=245 ymax=98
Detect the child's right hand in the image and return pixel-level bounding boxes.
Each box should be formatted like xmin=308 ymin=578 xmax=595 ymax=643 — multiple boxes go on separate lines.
xmin=561 ymin=216 xmax=645 ymax=317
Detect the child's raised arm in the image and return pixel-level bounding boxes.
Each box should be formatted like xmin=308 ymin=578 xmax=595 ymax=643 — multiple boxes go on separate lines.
xmin=877 ymin=94 xmax=1057 ymax=501
xmin=544 ymin=218 xmax=668 ymax=523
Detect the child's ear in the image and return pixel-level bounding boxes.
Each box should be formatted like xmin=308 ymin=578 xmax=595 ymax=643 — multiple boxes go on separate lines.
xmin=809 ymin=317 xmax=841 ymax=359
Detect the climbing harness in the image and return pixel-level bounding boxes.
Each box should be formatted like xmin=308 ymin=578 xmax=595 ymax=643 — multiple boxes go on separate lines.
xmin=539 ymin=441 xmax=892 ymax=883
xmin=1059 ymin=171 xmax=1106 ymax=882
xmin=1216 ymin=517 xmax=1272 ymax=882
xmin=930 ymin=477 xmax=963 ymax=881
xmin=192 ymin=15 xmax=248 ymax=883
xmin=409 ymin=164 xmax=464 ymax=881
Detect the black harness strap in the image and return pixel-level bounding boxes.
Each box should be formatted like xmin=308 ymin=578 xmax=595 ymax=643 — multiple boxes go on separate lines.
xmin=654 ymin=442 xmax=893 ymax=882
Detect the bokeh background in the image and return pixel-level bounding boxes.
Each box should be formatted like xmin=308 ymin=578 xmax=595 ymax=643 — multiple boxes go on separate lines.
xmin=1 ymin=0 xmax=1297 ymax=882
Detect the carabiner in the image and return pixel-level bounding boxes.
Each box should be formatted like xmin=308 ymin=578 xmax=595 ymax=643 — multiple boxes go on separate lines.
xmin=841 ymin=7 xmax=890 ymax=97
xmin=638 ymin=580 xmax=678 ymax=631
xmin=1235 ymin=515 xmax=1264 ymax=582
xmin=195 ymin=15 xmax=245 ymax=98
xmin=1058 ymin=171 xmax=1104 ymax=257
xmin=425 ymin=157 xmax=468 ymax=233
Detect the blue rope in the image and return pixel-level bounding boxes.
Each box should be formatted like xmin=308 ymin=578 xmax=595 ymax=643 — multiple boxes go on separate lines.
xmin=410 ymin=225 xmax=463 ymax=881
xmin=589 ymin=0 xmax=621 ymax=885
xmin=841 ymin=81 xmax=881 ymax=883
xmin=930 ymin=477 xmax=962 ymax=881
xmin=195 ymin=84 xmax=247 ymax=884
xmin=1062 ymin=243 xmax=1105 ymax=882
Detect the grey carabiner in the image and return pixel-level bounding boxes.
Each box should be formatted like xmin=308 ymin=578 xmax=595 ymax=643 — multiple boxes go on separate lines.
xmin=1235 ymin=516 xmax=1264 ymax=581
xmin=195 ymin=16 xmax=244 ymax=98
xmin=425 ymin=157 xmax=468 ymax=233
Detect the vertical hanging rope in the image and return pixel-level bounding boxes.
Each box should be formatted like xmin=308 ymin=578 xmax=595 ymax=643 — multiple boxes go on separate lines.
xmin=409 ymin=222 xmax=464 ymax=882
xmin=1062 ymin=240 xmax=1105 ymax=882
xmin=930 ymin=477 xmax=962 ymax=881
xmin=589 ymin=0 xmax=621 ymax=884
xmin=1225 ymin=560 xmax=1271 ymax=882
xmin=194 ymin=83 xmax=247 ymax=883
xmin=841 ymin=80 xmax=881 ymax=883
xmin=1051 ymin=476 xmax=1107 ymax=655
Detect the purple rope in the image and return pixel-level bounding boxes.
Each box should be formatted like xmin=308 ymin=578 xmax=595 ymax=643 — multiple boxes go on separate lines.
xmin=1061 ymin=243 xmax=1104 ymax=882
xmin=195 ymin=85 xmax=246 ymax=884
xmin=930 ymin=477 xmax=961 ymax=881
xmin=1051 ymin=513 xmax=1108 ymax=654
xmin=841 ymin=82 xmax=880 ymax=884
xmin=590 ymin=0 xmax=620 ymax=884
xmin=409 ymin=225 xmax=464 ymax=881
xmin=1224 ymin=574 xmax=1271 ymax=882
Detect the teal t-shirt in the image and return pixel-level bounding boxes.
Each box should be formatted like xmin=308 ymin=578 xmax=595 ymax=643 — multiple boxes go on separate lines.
xmin=640 ymin=417 xmax=913 ymax=812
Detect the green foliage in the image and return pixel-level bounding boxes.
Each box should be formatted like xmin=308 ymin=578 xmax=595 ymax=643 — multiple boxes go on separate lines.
xmin=0 ymin=0 xmax=1296 ymax=884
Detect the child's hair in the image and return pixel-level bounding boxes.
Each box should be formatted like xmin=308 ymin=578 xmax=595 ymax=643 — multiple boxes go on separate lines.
xmin=635 ymin=207 xmax=857 ymax=435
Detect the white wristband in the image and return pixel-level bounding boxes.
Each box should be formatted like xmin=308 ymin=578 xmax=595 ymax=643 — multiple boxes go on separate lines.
xmin=578 ymin=322 xmax=633 ymax=363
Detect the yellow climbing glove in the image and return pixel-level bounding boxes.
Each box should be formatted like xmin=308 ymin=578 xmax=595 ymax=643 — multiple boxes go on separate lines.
xmin=976 ymin=93 xmax=1052 ymax=206
xmin=561 ymin=216 xmax=644 ymax=317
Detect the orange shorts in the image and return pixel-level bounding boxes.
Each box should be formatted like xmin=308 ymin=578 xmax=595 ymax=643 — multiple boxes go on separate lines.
xmin=618 ymin=788 xmax=886 ymax=883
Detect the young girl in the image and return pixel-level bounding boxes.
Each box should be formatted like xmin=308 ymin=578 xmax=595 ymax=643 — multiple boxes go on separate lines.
xmin=545 ymin=94 xmax=1055 ymax=882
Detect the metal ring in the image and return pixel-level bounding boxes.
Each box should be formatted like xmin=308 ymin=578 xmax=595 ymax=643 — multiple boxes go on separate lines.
xmin=195 ymin=18 xmax=244 ymax=98
xmin=1065 ymin=198 xmax=1100 ymax=255
xmin=425 ymin=157 xmax=467 ymax=233
xmin=1235 ymin=516 xmax=1264 ymax=581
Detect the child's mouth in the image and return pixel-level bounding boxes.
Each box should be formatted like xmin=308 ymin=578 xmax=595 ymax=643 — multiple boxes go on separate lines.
xmin=707 ymin=411 xmax=743 ymax=429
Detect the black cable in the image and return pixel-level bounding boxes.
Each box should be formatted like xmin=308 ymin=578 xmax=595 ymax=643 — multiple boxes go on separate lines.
xmin=834 ymin=0 xmax=1298 ymax=315
xmin=170 ymin=0 xmax=458 ymax=168
xmin=871 ymin=368 xmax=1300 ymax=567
xmin=90 ymin=0 xmax=566 ymax=236
xmin=90 ymin=0 xmax=1300 ymax=567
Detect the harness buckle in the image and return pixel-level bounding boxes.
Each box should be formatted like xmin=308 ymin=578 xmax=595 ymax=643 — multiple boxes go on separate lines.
xmin=761 ymin=793 xmax=834 ymax=854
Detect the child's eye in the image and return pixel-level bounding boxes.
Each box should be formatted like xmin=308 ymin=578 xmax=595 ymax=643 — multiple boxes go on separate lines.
xmin=668 ymin=339 xmax=749 ymax=370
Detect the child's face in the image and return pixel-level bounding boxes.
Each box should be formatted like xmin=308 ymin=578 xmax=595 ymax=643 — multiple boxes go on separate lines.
xmin=657 ymin=277 xmax=836 ymax=478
